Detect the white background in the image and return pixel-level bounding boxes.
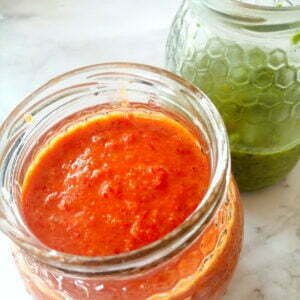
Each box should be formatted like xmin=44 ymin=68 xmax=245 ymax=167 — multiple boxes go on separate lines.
xmin=0 ymin=1 xmax=299 ymax=299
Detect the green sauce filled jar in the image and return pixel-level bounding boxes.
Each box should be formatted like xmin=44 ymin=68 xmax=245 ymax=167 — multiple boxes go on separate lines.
xmin=166 ymin=0 xmax=300 ymax=191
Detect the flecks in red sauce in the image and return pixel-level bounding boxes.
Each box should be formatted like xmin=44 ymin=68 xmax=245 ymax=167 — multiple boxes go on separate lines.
xmin=22 ymin=112 xmax=210 ymax=256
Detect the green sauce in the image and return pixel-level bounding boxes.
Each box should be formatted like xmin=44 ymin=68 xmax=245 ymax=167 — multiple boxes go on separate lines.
xmin=232 ymin=144 xmax=300 ymax=191
xmin=292 ymin=32 xmax=300 ymax=45
xmin=174 ymin=38 xmax=300 ymax=191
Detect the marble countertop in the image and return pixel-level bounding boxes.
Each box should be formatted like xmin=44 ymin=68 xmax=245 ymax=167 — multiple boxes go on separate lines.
xmin=0 ymin=1 xmax=299 ymax=299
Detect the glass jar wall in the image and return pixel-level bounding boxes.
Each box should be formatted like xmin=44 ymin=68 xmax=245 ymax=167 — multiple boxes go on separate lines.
xmin=0 ymin=63 xmax=243 ymax=300
xmin=166 ymin=0 xmax=300 ymax=191
xmin=13 ymin=181 xmax=242 ymax=300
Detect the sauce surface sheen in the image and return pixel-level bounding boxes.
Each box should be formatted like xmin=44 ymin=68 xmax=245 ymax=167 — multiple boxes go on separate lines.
xmin=22 ymin=111 xmax=210 ymax=256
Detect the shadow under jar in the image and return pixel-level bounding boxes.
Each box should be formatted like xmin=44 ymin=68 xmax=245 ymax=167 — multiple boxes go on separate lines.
xmin=0 ymin=63 xmax=243 ymax=300
xmin=166 ymin=0 xmax=300 ymax=191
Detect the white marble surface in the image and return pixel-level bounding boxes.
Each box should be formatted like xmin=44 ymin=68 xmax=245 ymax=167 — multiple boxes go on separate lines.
xmin=0 ymin=1 xmax=299 ymax=299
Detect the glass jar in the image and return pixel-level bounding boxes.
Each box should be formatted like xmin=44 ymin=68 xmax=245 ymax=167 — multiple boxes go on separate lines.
xmin=166 ymin=0 xmax=300 ymax=191
xmin=0 ymin=63 xmax=243 ymax=300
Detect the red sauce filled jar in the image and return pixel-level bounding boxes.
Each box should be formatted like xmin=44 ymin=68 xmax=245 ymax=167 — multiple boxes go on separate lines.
xmin=0 ymin=63 xmax=243 ymax=300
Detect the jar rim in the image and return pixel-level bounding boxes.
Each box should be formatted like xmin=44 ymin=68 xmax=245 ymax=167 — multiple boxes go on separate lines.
xmin=203 ymin=0 xmax=300 ymax=11
xmin=200 ymin=0 xmax=300 ymax=26
xmin=0 ymin=62 xmax=230 ymax=275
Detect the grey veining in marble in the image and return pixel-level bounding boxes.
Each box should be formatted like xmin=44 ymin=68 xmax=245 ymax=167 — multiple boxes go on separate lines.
xmin=0 ymin=1 xmax=299 ymax=299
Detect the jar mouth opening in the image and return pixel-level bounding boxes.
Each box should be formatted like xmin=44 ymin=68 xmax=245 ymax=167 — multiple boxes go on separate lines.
xmin=203 ymin=0 xmax=300 ymax=11
xmin=201 ymin=0 xmax=300 ymax=26
xmin=234 ymin=0 xmax=300 ymax=10
xmin=0 ymin=63 xmax=230 ymax=275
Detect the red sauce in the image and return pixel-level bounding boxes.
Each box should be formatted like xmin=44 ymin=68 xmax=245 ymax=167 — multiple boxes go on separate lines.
xmin=22 ymin=111 xmax=210 ymax=256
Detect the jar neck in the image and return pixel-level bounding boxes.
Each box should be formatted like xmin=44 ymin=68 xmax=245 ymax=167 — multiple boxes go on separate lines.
xmin=0 ymin=63 xmax=230 ymax=275
xmin=190 ymin=0 xmax=300 ymax=29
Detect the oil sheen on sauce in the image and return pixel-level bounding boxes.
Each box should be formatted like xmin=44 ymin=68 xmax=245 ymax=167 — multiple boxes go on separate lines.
xmin=21 ymin=111 xmax=210 ymax=256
